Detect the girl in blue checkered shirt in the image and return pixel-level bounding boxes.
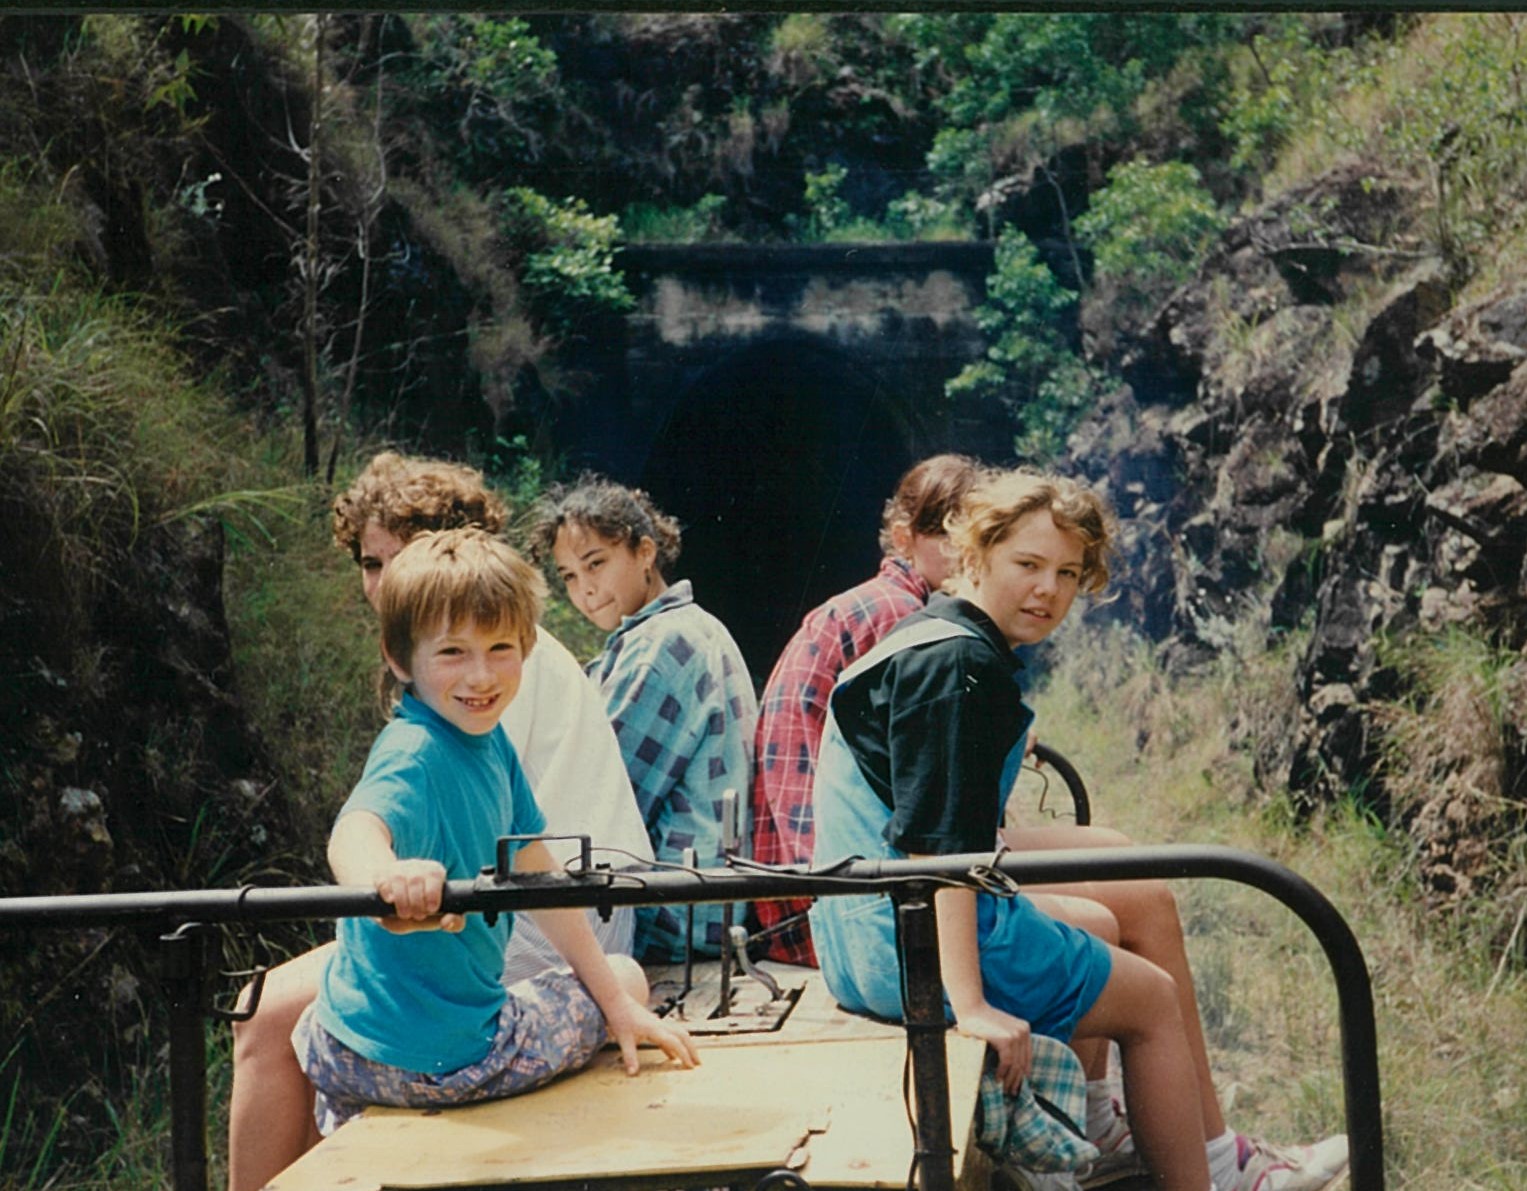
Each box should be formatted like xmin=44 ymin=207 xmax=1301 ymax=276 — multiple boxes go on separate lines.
xmin=531 ymin=477 xmax=758 ymax=962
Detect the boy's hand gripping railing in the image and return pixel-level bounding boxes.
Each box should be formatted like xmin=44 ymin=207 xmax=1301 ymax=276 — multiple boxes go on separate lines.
xmin=0 ymin=844 xmax=1383 ymax=1191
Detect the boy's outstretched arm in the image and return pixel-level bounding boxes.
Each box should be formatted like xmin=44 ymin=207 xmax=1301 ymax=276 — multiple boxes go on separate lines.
xmin=329 ymin=810 xmax=466 ymax=934
xmin=515 ymin=840 xmax=700 ymax=1073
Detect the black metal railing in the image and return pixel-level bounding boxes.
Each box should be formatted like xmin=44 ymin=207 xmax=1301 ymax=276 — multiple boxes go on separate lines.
xmin=0 ymin=844 xmax=1384 ymax=1191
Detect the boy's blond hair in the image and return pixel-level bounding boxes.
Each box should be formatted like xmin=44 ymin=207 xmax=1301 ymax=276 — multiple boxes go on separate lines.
xmin=946 ymin=469 xmax=1116 ymax=595
xmin=333 ymin=452 xmax=509 ymax=562
xmin=379 ymin=529 xmax=547 ymax=676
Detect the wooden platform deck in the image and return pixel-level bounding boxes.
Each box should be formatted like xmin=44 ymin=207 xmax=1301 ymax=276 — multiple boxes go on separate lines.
xmin=266 ymin=960 xmax=993 ymax=1191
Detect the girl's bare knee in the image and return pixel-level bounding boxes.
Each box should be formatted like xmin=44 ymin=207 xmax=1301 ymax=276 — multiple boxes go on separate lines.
xmin=607 ymin=953 xmax=648 ymax=1004
xmin=1119 ymin=880 xmax=1184 ymax=950
xmin=1084 ymin=825 xmax=1134 ymax=849
xmin=231 ymin=983 xmax=290 ymax=1065
xmin=1135 ymin=961 xmax=1184 ymax=1029
xmin=1079 ymin=950 xmax=1183 ymax=1044
xmin=230 ymin=947 xmax=328 ymax=1067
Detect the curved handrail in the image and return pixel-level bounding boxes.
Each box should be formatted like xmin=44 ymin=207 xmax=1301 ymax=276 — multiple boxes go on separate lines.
xmin=0 ymin=844 xmax=1383 ymax=1191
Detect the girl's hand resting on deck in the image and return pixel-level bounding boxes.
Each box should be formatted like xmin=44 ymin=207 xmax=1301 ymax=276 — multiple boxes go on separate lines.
xmin=954 ymin=1003 xmax=1031 ymax=1093
xmin=373 ymin=858 xmax=466 ymax=934
xmin=602 ymin=994 xmax=702 ymax=1075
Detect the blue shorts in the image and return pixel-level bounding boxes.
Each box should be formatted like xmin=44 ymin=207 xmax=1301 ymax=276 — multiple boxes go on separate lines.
xmin=976 ymin=892 xmax=1112 ymax=1041
xmin=293 ymin=967 xmax=607 ymax=1134
xmin=813 ymin=890 xmax=1111 ymax=1042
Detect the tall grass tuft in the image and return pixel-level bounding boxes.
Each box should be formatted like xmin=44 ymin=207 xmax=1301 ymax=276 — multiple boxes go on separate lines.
xmin=1372 ymin=627 xmax=1527 ymax=967
xmin=0 ymin=162 xmax=329 ymax=1186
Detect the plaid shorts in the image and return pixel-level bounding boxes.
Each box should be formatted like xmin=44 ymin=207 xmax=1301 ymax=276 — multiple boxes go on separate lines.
xmin=293 ymin=967 xmax=607 ymax=1134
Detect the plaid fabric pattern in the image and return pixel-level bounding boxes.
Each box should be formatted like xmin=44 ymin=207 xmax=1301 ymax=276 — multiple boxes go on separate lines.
xmin=751 ymin=557 xmax=928 ymax=964
xmin=294 ymin=967 xmax=606 ymax=1135
xmin=975 ymin=1034 xmax=1100 ymax=1175
xmin=587 ymin=580 xmax=757 ymax=962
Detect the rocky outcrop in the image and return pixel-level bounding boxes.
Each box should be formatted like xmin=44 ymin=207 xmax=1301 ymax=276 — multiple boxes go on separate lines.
xmin=1070 ymin=163 xmax=1526 ymax=911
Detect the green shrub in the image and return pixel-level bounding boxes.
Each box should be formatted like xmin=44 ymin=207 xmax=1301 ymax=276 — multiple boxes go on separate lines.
xmin=948 ymin=226 xmax=1102 ymax=462
xmin=1075 ymin=157 xmax=1226 ymax=309
xmin=500 ymin=187 xmax=633 ymax=334
xmin=791 ymin=169 xmax=972 ymax=243
xmin=620 ymin=194 xmax=731 ymax=243
xmin=883 ymin=190 xmax=972 ymax=241
xmin=795 ymin=162 xmax=851 ymax=241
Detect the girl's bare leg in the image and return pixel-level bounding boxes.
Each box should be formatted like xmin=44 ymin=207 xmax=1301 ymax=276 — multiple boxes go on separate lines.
xmin=1006 ymin=823 xmax=1226 ymax=1136
xmin=227 ymin=943 xmax=332 ymax=1191
xmin=1073 ymin=947 xmax=1211 ymax=1191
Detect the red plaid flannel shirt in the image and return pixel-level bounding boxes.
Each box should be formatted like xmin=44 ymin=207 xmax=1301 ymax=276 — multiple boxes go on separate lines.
xmin=750 ymin=557 xmax=930 ymax=964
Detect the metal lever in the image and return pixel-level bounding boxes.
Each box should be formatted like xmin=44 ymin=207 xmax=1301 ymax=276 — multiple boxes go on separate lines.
xmin=678 ymin=845 xmax=698 ymax=1015
xmin=718 ymin=789 xmax=738 ymax=1016
xmin=729 ymin=925 xmax=781 ymax=1001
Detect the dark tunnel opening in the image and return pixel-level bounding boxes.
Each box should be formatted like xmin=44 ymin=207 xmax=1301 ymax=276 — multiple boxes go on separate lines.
xmin=638 ymin=339 xmax=915 ymax=684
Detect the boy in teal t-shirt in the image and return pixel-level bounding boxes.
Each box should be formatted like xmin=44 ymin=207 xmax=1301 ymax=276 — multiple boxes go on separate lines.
xmin=293 ymin=528 xmax=697 ymax=1133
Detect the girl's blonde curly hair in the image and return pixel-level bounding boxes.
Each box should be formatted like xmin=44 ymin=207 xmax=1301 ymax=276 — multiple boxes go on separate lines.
xmin=946 ymin=469 xmax=1117 ymax=595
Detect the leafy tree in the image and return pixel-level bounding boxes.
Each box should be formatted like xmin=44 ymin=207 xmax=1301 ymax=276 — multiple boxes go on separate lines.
xmin=1219 ymin=16 xmax=1347 ymax=175
xmin=396 ymin=15 xmax=561 ymax=182
xmin=898 ymin=13 xmax=1247 ymax=213
xmin=1074 ymin=157 xmax=1226 ymax=306
xmin=500 ymin=186 xmax=633 ymax=334
xmin=947 ymin=226 xmax=1100 ymax=462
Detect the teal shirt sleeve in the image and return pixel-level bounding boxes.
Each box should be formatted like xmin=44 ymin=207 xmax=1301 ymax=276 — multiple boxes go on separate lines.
xmin=338 ymin=726 xmax=440 ymax=863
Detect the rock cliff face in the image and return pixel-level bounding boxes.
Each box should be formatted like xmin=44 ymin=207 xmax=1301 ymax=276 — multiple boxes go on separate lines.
xmin=0 ymin=510 xmax=289 ymax=1164
xmin=1069 ymin=162 xmax=1526 ymax=909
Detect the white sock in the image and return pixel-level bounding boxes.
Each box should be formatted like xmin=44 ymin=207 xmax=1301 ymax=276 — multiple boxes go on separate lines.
xmin=1085 ymin=1079 xmax=1130 ymax=1150
xmin=1206 ymin=1129 xmax=1240 ymax=1189
xmin=1085 ymin=1080 xmax=1112 ymax=1138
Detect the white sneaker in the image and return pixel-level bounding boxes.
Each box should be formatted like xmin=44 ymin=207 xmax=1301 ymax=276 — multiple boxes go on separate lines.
xmin=1215 ymin=1134 xmax=1349 ymax=1191
xmin=1077 ymin=1078 xmax=1143 ymax=1189
xmin=1076 ymin=1146 xmax=1146 ymax=1189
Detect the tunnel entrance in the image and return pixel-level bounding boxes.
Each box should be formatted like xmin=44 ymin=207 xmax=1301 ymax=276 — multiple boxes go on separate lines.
xmin=639 ymin=339 xmax=914 ymax=684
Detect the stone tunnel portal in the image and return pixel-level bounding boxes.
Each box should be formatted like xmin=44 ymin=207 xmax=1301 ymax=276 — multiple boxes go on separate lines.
xmin=639 ymin=338 xmax=914 ymax=682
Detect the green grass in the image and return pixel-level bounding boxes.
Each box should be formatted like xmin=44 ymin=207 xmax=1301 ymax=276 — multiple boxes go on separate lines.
xmin=2 ymin=1032 xmax=237 ymax=1191
xmin=1025 ymin=617 xmax=1527 ymax=1189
